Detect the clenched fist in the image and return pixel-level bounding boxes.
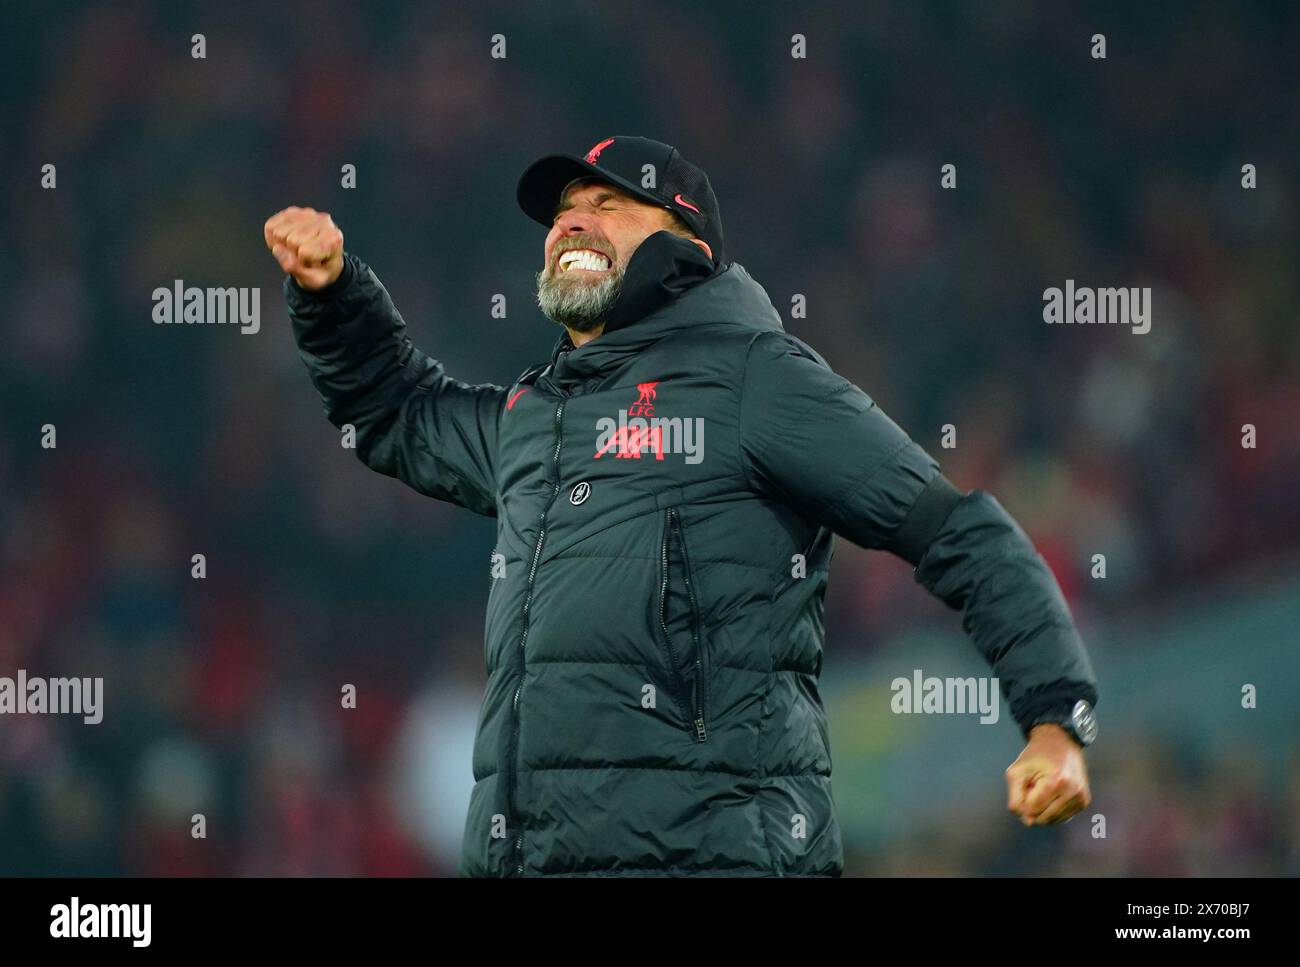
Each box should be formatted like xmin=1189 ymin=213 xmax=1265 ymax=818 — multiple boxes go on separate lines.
xmin=1006 ymin=723 xmax=1092 ymax=826
xmin=264 ymin=206 xmax=344 ymax=290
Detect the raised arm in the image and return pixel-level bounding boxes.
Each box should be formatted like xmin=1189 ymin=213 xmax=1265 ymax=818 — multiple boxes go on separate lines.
xmin=265 ymin=207 xmax=503 ymax=516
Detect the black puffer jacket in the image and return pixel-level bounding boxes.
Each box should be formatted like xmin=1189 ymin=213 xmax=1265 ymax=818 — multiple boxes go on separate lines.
xmin=285 ymin=231 xmax=1098 ymax=877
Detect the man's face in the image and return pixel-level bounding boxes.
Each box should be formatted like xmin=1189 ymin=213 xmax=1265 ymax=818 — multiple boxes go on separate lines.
xmin=535 ymin=179 xmax=676 ymax=332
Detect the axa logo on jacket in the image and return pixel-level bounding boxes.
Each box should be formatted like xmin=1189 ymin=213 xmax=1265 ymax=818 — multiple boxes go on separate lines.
xmin=593 ymin=380 xmax=705 ymax=463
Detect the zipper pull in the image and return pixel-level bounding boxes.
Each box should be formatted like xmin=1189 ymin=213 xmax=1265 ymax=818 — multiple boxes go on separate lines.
xmin=694 ymin=717 xmax=707 ymax=742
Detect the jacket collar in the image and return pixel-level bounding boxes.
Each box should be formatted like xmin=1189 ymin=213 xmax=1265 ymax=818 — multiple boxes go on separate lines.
xmin=546 ymin=231 xmax=723 ymax=387
xmin=602 ymin=230 xmax=724 ymax=334
xmin=523 ymin=231 xmax=785 ymax=392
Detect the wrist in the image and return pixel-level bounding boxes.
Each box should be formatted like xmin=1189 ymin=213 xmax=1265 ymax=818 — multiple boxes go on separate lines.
xmin=288 ymin=252 xmax=354 ymax=300
xmin=1024 ymin=698 xmax=1097 ymax=748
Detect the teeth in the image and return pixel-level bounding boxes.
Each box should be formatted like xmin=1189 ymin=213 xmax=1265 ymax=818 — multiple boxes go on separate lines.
xmin=559 ymin=249 xmax=611 ymax=272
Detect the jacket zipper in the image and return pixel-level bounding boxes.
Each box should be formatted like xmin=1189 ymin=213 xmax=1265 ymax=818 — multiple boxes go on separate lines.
xmin=506 ymin=398 xmax=565 ymax=876
xmin=660 ymin=507 xmax=708 ymax=743
xmin=673 ymin=509 xmax=708 ymax=743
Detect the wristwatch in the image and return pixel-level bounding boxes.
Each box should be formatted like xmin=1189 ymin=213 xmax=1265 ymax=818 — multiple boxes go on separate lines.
xmin=1028 ymin=699 xmax=1097 ymax=748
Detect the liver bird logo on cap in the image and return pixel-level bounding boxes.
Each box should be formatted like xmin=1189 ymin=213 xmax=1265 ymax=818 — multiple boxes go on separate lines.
xmin=584 ymin=138 xmax=615 ymax=164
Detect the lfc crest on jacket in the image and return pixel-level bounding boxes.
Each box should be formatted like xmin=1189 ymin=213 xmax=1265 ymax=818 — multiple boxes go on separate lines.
xmin=594 ymin=380 xmax=705 ymax=464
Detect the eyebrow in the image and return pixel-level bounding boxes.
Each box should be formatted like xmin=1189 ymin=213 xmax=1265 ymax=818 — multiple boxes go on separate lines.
xmin=552 ymin=189 xmax=621 ymax=220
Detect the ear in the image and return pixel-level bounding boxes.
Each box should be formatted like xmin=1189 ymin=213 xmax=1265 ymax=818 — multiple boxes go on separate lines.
xmin=689 ymin=238 xmax=713 ymax=261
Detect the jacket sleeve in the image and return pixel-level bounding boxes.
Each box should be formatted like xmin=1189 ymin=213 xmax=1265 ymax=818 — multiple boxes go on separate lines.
xmin=285 ymin=252 xmax=503 ymax=517
xmin=738 ymin=329 xmax=1098 ymax=737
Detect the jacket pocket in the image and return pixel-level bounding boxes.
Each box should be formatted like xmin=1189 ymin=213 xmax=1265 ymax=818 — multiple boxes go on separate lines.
xmin=658 ymin=507 xmax=709 ymax=743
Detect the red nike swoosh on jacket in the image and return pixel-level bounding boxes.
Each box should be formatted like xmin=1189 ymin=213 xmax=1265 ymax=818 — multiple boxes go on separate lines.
xmin=507 ymin=388 xmax=530 ymax=410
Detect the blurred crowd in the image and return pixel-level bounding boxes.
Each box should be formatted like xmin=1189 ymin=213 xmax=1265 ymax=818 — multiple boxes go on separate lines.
xmin=1 ymin=0 xmax=1297 ymax=875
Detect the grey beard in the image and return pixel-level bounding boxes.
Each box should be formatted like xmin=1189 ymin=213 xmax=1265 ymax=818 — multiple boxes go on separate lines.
xmin=535 ymin=259 xmax=626 ymax=332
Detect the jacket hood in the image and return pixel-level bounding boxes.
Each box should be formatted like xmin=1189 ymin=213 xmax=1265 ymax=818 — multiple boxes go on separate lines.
xmin=541 ymin=231 xmax=784 ymax=388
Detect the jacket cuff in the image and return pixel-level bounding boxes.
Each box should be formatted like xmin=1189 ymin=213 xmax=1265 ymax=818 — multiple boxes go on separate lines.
xmin=1015 ymin=683 xmax=1098 ymax=741
xmin=284 ymin=252 xmax=358 ymax=306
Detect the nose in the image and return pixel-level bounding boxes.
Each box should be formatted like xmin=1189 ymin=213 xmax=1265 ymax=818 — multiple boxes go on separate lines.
xmin=553 ymin=209 xmax=593 ymax=236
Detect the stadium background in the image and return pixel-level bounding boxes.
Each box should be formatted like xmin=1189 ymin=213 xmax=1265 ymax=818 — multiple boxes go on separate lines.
xmin=1 ymin=0 xmax=1297 ymax=876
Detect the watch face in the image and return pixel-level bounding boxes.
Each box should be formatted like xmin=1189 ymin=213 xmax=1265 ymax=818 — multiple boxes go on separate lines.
xmin=1071 ymin=700 xmax=1098 ymax=745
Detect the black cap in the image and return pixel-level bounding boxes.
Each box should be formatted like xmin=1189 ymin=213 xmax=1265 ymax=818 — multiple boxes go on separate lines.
xmin=517 ymin=135 xmax=724 ymax=265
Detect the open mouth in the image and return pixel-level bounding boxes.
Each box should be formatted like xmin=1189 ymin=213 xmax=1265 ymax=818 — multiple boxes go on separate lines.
xmin=556 ymin=248 xmax=613 ymax=273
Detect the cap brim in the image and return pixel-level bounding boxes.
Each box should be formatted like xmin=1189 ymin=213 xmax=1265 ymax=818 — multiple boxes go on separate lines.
xmin=517 ymin=154 xmax=665 ymax=228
